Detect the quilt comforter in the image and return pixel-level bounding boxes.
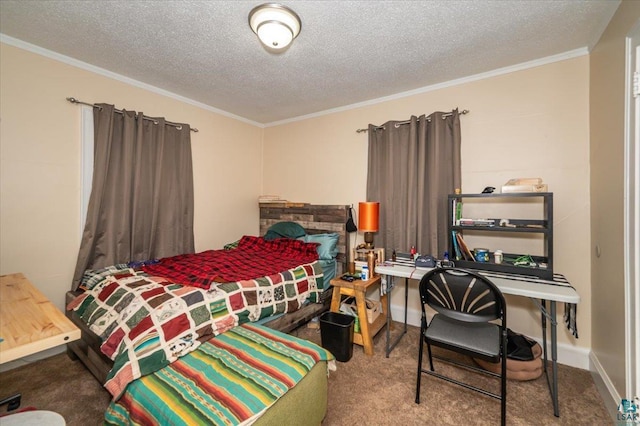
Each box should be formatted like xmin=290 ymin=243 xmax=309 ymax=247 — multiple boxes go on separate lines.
xmin=104 ymin=323 xmax=334 ymax=426
xmin=68 ymin=253 xmax=324 ymax=399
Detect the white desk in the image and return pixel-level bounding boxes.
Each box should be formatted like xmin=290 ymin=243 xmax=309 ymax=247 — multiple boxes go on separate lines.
xmin=375 ymin=263 xmax=580 ymax=418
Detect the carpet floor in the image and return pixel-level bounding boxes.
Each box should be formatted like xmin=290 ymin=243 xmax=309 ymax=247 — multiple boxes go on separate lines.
xmin=0 ymin=322 xmax=612 ymax=425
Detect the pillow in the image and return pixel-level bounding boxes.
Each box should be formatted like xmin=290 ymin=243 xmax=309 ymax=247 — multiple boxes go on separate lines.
xmin=264 ymin=221 xmax=306 ymax=240
xmin=303 ymin=233 xmax=339 ymax=260
xmin=237 ymin=235 xmax=319 ymax=260
xmin=79 ymin=264 xmax=131 ymax=290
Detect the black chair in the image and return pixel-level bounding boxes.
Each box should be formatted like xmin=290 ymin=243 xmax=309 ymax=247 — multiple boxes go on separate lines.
xmin=415 ymin=267 xmax=507 ymax=426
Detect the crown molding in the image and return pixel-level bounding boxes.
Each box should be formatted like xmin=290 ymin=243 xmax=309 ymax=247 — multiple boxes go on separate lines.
xmin=0 ymin=34 xmax=264 ymax=129
xmin=265 ymin=47 xmax=589 ymax=127
xmin=1 ymin=33 xmax=587 ymax=130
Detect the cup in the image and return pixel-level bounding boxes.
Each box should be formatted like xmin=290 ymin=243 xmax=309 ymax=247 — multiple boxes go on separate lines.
xmin=474 ymin=248 xmax=489 ymax=263
xmin=348 ymin=261 xmax=356 ymax=275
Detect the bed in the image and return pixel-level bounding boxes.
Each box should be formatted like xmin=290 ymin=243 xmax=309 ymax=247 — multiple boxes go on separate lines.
xmin=103 ymin=324 xmax=332 ymax=425
xmin=65 ymin=204 xmax=350 ymax=424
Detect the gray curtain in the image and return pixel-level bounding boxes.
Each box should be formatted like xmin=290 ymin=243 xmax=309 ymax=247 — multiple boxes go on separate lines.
xmin=366 ymin=110 xmax=461 ymax=258
xmin=72 ymin=104 xmax=195 ymax=289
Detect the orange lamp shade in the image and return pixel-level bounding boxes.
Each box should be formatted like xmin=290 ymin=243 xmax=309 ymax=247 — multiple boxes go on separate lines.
xmin=359 ymin=202 xmax=379 ymax=232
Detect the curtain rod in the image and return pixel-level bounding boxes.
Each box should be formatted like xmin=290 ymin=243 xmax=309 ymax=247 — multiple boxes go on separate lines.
xmin=66 ymin=97 xmax=199 ymax=132
xmin=355 ymin=109 xmax=469 ymax=133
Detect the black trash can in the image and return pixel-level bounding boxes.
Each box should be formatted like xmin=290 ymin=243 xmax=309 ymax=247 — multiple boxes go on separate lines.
xmin=319 ymin=311 xmax=355 ymax=362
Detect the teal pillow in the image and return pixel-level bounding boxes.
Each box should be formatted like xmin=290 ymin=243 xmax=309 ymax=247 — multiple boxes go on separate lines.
xmin=264 ymin=221 xmax=306 ymax=240
xmin=304 ymin=233 xmax=339 ymax=260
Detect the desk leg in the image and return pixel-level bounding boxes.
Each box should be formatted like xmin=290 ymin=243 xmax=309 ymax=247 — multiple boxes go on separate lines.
xmin=541 ymin=300 xmax=548 ymax=375
xmin=403 ymin=278 xmax=408 ymax=331
xmin=385 ymin=278 xmax=392 ymax=356
xmin=385 ymin=277 xmax=409 ymax=358
xmin=551 ymin=301 xmax=559 ymax=417
xmin=538 ymin=299 xmax=560 ymax=417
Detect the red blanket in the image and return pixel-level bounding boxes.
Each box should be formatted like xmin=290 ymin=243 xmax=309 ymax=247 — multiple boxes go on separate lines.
xmin=142 ymin=236 xmax=319 ymax=289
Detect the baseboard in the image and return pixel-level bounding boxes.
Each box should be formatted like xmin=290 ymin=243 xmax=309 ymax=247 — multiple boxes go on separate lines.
xmin=534 ymin=339 xmax=591 ymax=370
xmin=390 ymin=304 xmax=422 ymax=330
xmin=590 ymin=351 xmax=621 ymax=424
xmin=390 ymin=304 xmax=591 ymax=370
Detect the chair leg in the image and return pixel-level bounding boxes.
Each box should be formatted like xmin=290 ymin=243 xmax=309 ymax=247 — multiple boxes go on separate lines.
xmin=415 ymin=334 xmax=424 ymax=403
xmin=427 ymin=342 xmax=434 ymax=371
xmin=501 ymin=332 xmax=507 ymax=426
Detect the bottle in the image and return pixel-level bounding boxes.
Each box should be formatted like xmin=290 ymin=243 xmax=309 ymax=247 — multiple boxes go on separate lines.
xmin=410 ymin=245 xmax=416 ymax=260
xmin=392 ymin=249 xmax=397 ymax=262
xmin=367 ymin=251 xmax=376 ymax=278
xmin=494 ymin=250 xmax=503 ymax=264
xmin=442 ymin=250 xmax=452 ymax=267
xmin=361 ymin=265 xmax=369 ymax=281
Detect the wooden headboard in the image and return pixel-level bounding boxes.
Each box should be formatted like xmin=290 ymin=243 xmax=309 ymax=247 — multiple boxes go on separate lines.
xmin=259 ymin=203 xmax=350 ymax=275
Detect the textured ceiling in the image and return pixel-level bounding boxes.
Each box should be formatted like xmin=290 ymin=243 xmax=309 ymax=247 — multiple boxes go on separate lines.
xmin=0 ymin=1 xmax=619 ymax=125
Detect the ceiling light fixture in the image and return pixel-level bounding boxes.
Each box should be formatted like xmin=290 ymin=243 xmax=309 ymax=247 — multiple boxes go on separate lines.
xmin=249 ymin=3 xmax=301 ymax=51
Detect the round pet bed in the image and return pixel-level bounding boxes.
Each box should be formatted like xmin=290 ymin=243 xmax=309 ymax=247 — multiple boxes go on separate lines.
xmin=474 ymin=342 xmax=543 ymax=381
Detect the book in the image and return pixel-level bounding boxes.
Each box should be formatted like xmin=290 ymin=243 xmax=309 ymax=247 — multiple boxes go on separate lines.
xmin=452 ymin=198 xmax=463 ymax=226
xmin=455 ymin=232 xmax=467 ymax=260
xmin=455 ymin=232 xmax=475 ymax=261
xmin=451 ymin=231 xmax=462 ymax=260
xmin=459 ymin=218 xmax=495 ymax=227
xmin=455 ymin=199 xmax=463 ymax=224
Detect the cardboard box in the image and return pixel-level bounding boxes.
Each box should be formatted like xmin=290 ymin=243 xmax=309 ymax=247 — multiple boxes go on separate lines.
xmin=340 ymin=297 xmax=382 ymax=324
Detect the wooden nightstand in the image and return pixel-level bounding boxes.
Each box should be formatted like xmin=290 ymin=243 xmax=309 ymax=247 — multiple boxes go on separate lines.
xmin=329 ymin=275 xmax=388 ymax=356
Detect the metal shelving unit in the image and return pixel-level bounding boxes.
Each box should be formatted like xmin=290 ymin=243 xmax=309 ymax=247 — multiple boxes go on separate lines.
xmin=448 ymin=192 xmax=553 ymax=279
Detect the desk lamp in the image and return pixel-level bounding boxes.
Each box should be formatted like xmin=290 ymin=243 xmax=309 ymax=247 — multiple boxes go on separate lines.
xmin=359 ymin=202 xmax=379 ymax=249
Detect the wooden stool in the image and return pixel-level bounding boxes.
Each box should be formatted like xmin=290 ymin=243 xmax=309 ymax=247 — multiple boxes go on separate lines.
xmin=330 ymin=275 xmax=388 ymax=355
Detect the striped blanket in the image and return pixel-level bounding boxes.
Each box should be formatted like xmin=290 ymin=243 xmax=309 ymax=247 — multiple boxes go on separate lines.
xmin=67 ymin=261 xmax=324 ymax=399
xmin=104 ymin=324 xmax=334 ymax=426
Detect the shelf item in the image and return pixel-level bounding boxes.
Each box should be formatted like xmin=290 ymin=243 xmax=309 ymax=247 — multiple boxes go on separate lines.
xmin=501 ymin=177 xmax=548 ymax=193
xmin=351 ymin=248 xmax=385 ymax=264
xmin=447 ymin=192 xmax=553 ymax=279
xmin=454 ymin=231 xmax=475 ymax=261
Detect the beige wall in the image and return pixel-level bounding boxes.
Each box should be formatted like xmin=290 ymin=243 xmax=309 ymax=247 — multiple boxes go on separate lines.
xmin=590 ymin=0 xmax=640 ymax=399
xmin=4 ymin=11 xmax=631 ymax=374
xmin=0 ymin=43 xmax=263 ymax=316
xmin=264 ymin=56 xmax=592 ymax=356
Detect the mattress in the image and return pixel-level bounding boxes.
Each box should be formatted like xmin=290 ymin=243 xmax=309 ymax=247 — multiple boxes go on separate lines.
xmin=103 ymin=324 xmax=333 ymax=425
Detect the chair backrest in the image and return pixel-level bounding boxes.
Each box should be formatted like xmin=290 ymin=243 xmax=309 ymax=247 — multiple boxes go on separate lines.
xmin=419 ymin=268 xmax=506 ymax=323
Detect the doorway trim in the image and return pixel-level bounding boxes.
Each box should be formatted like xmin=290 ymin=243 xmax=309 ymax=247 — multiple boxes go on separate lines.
xmin=624 ymin=20 xmax=640 ymax=402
